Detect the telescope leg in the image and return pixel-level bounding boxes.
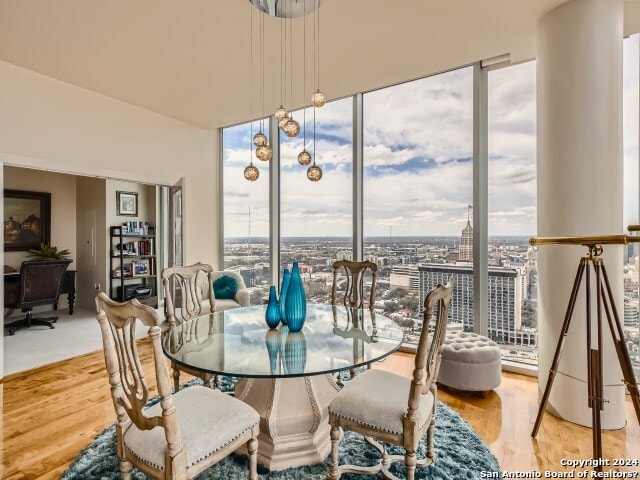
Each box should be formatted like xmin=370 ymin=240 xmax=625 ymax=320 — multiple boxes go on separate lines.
xmin=600 ymin=263 xmax=640 ymax=424
xmin=590 ymin=262 xmax=604 ymax=465
xmin=532 ymin=258 xmax=588 ymax=438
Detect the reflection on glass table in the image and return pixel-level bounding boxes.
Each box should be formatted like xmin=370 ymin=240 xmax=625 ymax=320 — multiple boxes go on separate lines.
xmin=162 ymin=304 xmax=404 ymax=471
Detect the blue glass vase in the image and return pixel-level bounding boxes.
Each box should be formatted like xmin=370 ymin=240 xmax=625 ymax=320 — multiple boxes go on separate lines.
xmin=284 ymin=331 xmax=307 ymax=375
xmin=265 ymin=285 xmax=280 ymax=329
xmin=285 ymin=261 xmax=306 ymax=332
xmin=279 ymin=268 xmax=291 ymax=325
xmin=265 ymin=329 xmax=281 ymax=373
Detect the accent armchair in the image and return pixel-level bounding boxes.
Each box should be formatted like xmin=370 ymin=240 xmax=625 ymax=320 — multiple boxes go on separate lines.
xmin=210 ymin=270 xmax=250 ymax=311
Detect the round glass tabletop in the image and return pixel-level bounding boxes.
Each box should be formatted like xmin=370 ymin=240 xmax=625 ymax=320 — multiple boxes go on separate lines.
xmin=162 ymin=303 xmax=405 ymax=378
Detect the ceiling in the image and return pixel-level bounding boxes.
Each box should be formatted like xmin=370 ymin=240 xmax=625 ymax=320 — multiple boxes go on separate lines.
xmin=0 ymin=0 xmax=637 ymax=130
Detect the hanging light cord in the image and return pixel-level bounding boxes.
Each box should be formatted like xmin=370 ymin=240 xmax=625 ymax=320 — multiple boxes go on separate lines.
xmin=317 ymin=0 xmax=320 ymax=91
xmin=249 ymin=2 xmax=254 ymax=164
xmin=289 ymin=5 xmax=293 ymax=117
xmin=260 ymin=8 xmax=265 ymax=132
xmin=303 ymin=2 xmax=307 ymax=147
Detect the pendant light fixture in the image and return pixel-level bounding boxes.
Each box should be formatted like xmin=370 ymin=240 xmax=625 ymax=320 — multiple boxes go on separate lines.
xmin=244 ymin=3 xmax=260 ymax=181
xmin=307 ymin=103 xmax=323 ymax=181
xmin=244 ymin=162 xmax=260 ymax=181
xmin=282 ymin=3 xmax=300 ymax=138
xmin=298 ymin=2 xmax=312 ymax=166
xmin=254 ymin=8 xmax=273 ymax=160
xmin=245 ymin=121 xmax=260 ymax=181
xmin=311 ymin=2 xmax=325 ymax=108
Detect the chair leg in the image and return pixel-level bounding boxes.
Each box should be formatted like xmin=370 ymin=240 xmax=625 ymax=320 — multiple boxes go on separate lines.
xmin=119 ymin=458 xmax=133 ymax=480
xmin=173 ymin=366 xmax=181 ymax=393
xmin=426 ymin=416 xmax=436 ymax=459
xmin=405 ymin=451 xmax=417 ymax=480
xmin=328 ymin=426 xmax=343 ymax=480
xmin=247 ymin=436 xmax=258 ymax=480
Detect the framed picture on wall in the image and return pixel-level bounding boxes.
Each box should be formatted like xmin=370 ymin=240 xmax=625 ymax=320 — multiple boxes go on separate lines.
xmin=3 ymin=189 xmax=51 ymax=252
xmin=116 ymin=191 xmax=138 ymax=216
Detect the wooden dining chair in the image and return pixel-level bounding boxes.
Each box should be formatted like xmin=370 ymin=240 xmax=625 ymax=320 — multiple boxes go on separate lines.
xmin=161 ymin=263 xmax=218 ymax=391
xmin=327 ymin=279 xmax=454 ymax=480
xmin=331 ymin=260 xmax=378 ymax=310
xmin=331 ymin=260 xmax=378 ymax=381
xmin=95 ymin=292 xmax=259 ymax=480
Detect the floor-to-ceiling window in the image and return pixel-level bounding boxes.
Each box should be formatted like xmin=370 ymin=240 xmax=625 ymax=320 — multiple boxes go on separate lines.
xmin=222 ymin=119 xmax=271 ymax=304
xmin=362 ymin=66 xmax=474 ymax=344
xmin=221 ymin=42 xmax=640 ymax=370
xmin=279 ymin=98 xmax=353 ymax=304
xmin=623 ymin=34 xmax=640 ymax=379
xmin=488 ymin=61 xmax=538 ymax=366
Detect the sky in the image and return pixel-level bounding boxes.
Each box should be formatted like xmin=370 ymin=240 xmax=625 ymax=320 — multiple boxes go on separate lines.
xmin=223 ymin=35 xmax=639 ymax=238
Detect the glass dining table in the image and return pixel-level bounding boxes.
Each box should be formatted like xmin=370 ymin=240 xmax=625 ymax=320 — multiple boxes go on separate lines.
xmin=162 ymin=303 xmax=404 ymax=471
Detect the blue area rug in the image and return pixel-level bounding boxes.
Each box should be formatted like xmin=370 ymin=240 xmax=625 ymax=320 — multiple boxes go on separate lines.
xmin=61 ymin=378 xmax=500 ymax=479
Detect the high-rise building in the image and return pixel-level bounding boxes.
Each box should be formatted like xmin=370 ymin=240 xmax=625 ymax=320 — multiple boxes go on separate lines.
xmin=389 ymin=265 xmax=420 ymax=292
xmin=459 ymin=206 xmax=473 ymax=261
xmin=417 ymin=263 xmax=535 ymax=346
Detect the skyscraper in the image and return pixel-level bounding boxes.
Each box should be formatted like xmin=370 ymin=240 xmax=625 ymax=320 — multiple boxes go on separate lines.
xmin=417 ymin=263 xmax=535 ymax=347
xmin=459 ymin=205 xmax=473 ymax=261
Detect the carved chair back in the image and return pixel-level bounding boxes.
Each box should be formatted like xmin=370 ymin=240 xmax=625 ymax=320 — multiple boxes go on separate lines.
xmin=95 ymin=292 xmax=184 ymax=463
xmin=331 ymin=260 xmax=377 ymax=309
xmin=407 ymin=279 xmax=454 ymax=421
xmin=161 ymin=263 xmax=215 ymax=326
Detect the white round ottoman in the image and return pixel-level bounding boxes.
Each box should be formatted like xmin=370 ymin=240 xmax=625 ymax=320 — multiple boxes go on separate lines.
xmin=437 ymin=331 xmax=502 ymax=397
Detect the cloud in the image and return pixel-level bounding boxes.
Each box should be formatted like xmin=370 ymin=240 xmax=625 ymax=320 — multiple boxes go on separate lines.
xmin=222 ymin=36 xmax=639 ymax=238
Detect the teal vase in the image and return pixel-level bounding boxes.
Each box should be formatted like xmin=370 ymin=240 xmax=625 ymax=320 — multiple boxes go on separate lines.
xmin=284 ymin=331 xmax=307 ymax=375
xmin=279 ymin=268 xmax=291 ymax=325
xmin=265 ymin=329 xmax=281 ymax=373
xmin=265 ymin=285 xmax=280 ymax=329
xmin=285 ymin=261 xmax=306 ymax=332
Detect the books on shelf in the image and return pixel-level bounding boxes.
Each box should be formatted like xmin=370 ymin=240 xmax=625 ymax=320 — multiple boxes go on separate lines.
xmin=120 ymin=221 xmax=153 ymax=235
xmin=113 ymin=238 xmax=154 ymax=257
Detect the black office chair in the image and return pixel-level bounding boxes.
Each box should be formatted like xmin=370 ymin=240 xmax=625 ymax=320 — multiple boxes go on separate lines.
xmin=4 ymin=259 xmax=73 ymax=335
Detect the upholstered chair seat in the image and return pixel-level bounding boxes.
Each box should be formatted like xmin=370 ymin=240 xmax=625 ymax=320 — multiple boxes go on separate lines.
xmin=328 ymin=369 xmax=434 ymax=436
xmin=124 ymin=386 xmax=259 ymax=472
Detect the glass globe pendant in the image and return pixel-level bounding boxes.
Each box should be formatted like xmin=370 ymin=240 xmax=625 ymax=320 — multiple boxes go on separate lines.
xmin=311 ymin=90 xmax=326 ymax=108
xmin=275 ymin=106 xmax=288 ymax=120
xmin=244 ymin=164 xmax=259 ymax=181
xmin=255 ymin=144 xmax=273 ymax=161
xmin=283 ymin=118 xmax=300 ymax=137
xmin=307 ymin=164 xmax=322 ymax=182
xmin=298 ymin=149 xmax=312 ymax=166
xmin=278 ymin=115 xmax=290 ymax=130
xmin=253 ymin=132 xmax=267 ymax=147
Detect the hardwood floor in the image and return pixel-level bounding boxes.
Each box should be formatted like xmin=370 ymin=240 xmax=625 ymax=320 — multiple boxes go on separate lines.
xmin=1 ymin=346 xmax=639 ymax=479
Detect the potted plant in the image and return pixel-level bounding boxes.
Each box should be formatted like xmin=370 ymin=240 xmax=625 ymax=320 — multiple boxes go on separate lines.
xmin=27 ymin=243 xmax=71 ymax=260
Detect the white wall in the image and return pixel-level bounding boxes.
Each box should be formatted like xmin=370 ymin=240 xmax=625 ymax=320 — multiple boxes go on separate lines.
xmin=0 ymin=61 xmax=218 ymax=379
xmin=0 ymin=60 xmax=218 ymax=266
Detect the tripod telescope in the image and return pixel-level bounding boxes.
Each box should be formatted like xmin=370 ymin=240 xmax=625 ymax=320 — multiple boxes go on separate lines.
xmin=530 ymin=231 xmax=640 ymax=468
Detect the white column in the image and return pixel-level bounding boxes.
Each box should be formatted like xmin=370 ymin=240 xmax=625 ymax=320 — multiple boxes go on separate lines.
xmin=538 ymin=0 xmax=625 ymax=428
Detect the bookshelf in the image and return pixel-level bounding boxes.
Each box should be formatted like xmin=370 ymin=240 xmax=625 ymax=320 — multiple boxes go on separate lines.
xmin=109 ymin=223 xmax=158 ymax=307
